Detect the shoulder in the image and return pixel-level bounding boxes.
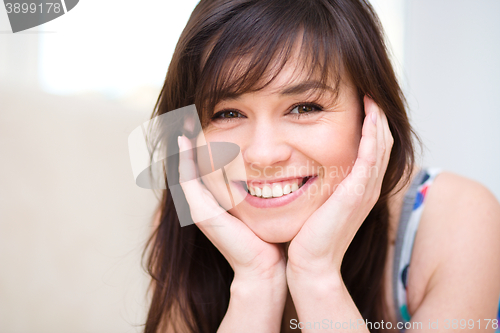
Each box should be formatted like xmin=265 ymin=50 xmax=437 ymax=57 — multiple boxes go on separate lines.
xmin=408 ymin=170 xmax=500 ymax=319
xmin=422 ymin=171 xmax=500 ymax=241
xmin=421 ymin=171 xmax=500 ymax=267
xmin=430 ymin=170 xmax=499 ymax=206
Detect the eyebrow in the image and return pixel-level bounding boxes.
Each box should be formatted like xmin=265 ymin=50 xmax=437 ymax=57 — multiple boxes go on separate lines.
xmin=221 ymin=80 xmax=335 ymax=102
xmin=278 ymin=81 xmax=335 ymax=96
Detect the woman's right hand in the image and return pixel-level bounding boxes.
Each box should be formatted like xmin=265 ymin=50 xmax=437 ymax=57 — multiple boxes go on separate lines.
xmin=177 ymin=135 xmax=286 ymax=284
xmin=178 ymin=135 xmax=287 ymax=332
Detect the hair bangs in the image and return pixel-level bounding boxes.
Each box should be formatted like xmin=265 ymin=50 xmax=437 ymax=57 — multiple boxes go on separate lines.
xmin=195 ymin=0 xmax=345 ymax=127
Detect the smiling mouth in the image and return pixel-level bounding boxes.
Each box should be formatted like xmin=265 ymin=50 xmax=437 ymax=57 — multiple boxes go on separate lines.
xmin=242 ymin=176 xmax=313 ymax=198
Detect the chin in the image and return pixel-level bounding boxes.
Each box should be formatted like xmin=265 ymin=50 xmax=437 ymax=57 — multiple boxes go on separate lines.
xmin=245 ymin=216 xmax=305 ymax=243
xmin=256 ymin=231 xmax=298 ymax=243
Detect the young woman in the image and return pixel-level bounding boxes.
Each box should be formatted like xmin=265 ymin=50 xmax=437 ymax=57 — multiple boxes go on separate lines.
xmin=142 ymin=0 xmax=500 ymax=332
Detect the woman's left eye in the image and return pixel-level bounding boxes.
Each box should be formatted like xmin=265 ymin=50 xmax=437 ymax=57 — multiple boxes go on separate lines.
xmin=289 ymin=103 xmax=323 ymax=117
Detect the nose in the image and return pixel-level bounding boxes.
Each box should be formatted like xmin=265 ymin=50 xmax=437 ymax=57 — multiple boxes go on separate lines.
xmin=242 ymin=121 xmax=292 ymax=172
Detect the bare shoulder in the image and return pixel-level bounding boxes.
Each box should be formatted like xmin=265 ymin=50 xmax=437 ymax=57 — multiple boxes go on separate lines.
xmin=408 ymin=170 xmax=500 ymax=321
xmin=423 ymin=171 xmax=500 ymax=238
xmin=420 ymin=171 xmax=500 ymax=272
xmin=431 ymin=171 xmax=499 ymax=205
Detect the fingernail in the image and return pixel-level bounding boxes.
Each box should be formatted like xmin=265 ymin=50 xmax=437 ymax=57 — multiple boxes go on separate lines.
xmin=371 ymin=111 xmax=377 ymax=124
xmin=177 ymin=136 xmax=183 ymax=151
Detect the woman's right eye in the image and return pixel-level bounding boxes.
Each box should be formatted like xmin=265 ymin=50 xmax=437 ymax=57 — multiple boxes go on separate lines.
xmin=211 ymin=109 xmax=245 ymax=122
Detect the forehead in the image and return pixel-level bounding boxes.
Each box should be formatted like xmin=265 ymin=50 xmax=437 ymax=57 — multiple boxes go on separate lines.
xmin=260 ymin=52 xmax=336 ymax=95
xmin=197 ymin=24 xmax=350 ymax=118
xmin=236 ymin=54 xmax=355 ymax=107
xmin=216 ymin=41 xmax=344 ymax=99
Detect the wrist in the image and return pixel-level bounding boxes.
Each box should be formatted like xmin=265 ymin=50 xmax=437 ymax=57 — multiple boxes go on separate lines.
xmin=232 ymin=258 xmax=287 ymax=288
xmin=286 ymin=265 xmax=344 ymax=296
xmin=230 ymin=272 xmax=287 ymax=302
xmin=219 ymin=275 xmax=287 ymax=333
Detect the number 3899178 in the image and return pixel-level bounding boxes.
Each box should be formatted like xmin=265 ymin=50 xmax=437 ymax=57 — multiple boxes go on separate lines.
xmin=5 ymin=2 xmax=62 ymax=14
xmin=443 ymin=319 xmax=499 ymax=330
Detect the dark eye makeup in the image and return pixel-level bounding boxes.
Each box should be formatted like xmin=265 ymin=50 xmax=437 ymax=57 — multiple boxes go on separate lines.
xmin=210 ymin=102 xmax=323 ymax=123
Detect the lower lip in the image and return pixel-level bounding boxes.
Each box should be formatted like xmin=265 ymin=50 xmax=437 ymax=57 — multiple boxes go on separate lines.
xmin=234 ymin=176 xmax=318 ymax=209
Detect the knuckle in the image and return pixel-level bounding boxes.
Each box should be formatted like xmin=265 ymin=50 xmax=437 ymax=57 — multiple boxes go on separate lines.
xmin=378 ymin=142 xmax=386 ymax=154
xmin=364 ymin=154 xmax=377 ymax=166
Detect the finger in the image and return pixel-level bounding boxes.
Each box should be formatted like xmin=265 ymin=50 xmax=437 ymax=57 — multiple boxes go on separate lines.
xmin=366 ymin=100 xmax=393 ymax=200
xmin=353 ymin=96 xmax=378 ymax=178
xmin=376 ymin=100 xmax=385 ymax=162
xmin=373 ymin=98 xmax=386 ymax=188
xmin=178 ymin=135 xmax=197 ymax=183
xmin=379 ymin=111 xmax=393 ymax=177
xmin=177 ymin=135 xmax=226 ymax=223
xmin=177 ymin=135 xmax=253 ymax=255
xmin=332 ymin=96 xmax=377 ymax=202
xmin=365 ymin=97 xmax=390 ymax=196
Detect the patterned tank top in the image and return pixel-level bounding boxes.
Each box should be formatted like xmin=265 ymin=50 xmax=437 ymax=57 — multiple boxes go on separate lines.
xmin=392 ymin=167 xmax=500 ymax=331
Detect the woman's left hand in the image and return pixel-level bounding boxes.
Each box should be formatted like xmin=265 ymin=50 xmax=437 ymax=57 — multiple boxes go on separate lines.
xmin=286 ymin=96 xmax=394 ymax=283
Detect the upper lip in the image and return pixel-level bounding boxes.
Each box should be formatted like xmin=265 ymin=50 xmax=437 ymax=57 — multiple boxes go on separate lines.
xmin=243 ymin=175 xmax=316 ymax=185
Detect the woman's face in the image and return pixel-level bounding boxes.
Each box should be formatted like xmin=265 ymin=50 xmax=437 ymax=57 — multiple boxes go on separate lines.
xmin=196 ymin=57 xmax=363 ymax=243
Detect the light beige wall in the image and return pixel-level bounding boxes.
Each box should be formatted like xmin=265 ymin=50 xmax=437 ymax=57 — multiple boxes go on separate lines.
xmin=404 ymin=0 xmax=500 ymax=200
xmin=0 ymin=85 xmax=159 ymax=333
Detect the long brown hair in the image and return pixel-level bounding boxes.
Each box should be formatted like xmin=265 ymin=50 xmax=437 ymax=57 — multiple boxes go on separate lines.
xmin=142 ymin=0 xmax=417 ymax=332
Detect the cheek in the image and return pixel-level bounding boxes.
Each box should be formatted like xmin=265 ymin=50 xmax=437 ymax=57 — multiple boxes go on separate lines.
xmin=292 ymin=122 xmax=361 ymax=202
xmin=299 ymin=124 xmax=361 ymax=176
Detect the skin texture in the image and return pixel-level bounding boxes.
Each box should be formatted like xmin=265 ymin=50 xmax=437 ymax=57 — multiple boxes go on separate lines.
xmin=195 ymin=57 xmax=363 ymax=244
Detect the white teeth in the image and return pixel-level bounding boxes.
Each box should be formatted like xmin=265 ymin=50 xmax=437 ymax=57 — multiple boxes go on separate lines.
xmin=272 ymin=184 xmax=283 ymax=197
xmin=262 ymin=185 xmax=272 ymax=198
xmin=246 ymin=177 xmax=312 ymax=198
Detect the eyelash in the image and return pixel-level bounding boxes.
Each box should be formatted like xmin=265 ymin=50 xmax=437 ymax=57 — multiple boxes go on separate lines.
xmin=210 ymin=103 xmax=323 ymax=123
